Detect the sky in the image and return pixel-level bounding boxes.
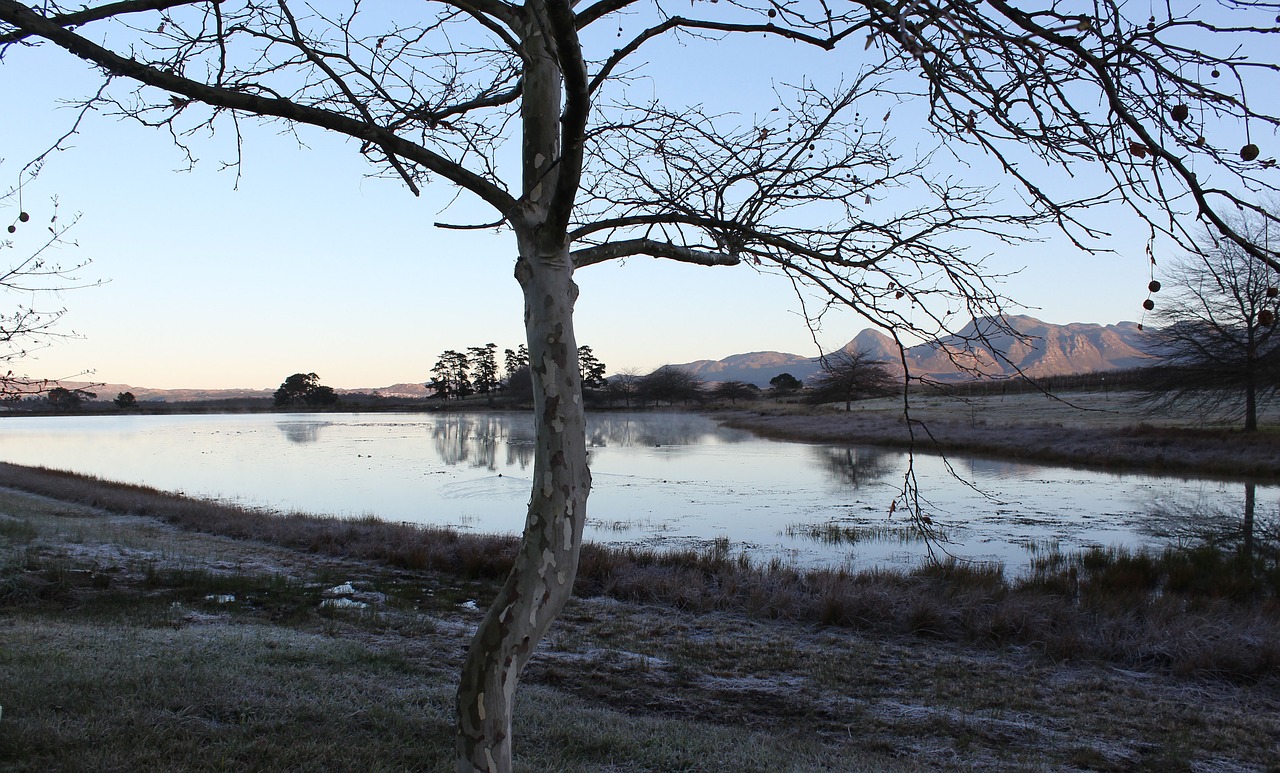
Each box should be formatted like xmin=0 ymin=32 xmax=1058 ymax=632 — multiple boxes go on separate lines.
xmin=0 ymin=6 xmax=1266 ymax=391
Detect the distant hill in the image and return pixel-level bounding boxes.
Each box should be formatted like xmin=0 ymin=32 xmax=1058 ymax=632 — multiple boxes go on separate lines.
xmin=47 ymin=316 xmax=1151 ymax=400
xmin=673 ymin=350 xmax=816 ymax=386
xmin=676 ymin=315 xmax=1150 ymax=386
xmin=54 ymin=381 xmax=432 ymax=403
xmin=56 ymin=382 xmax=275 ymax=403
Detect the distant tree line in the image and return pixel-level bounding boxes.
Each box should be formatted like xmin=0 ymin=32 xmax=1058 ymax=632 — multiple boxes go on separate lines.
xmin=426 ymin=344 xmax=607 ymax=401
xmin=936 ymin=369 xmax=1152 ymax=397
xmin=598 ymin=355 xmax=899 ymax=408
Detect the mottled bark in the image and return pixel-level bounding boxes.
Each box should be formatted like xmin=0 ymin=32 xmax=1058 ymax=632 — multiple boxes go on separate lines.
xmin=454 ymin=6 xmax=590 ymax=768
xmin=454 ymin=245 xmax=588 ymax=772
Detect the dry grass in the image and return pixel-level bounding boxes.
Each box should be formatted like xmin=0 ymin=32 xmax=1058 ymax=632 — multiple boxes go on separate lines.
xmin=719 ymin=390 xmax=1280 ymax=478
xmin=4 ymin=461 xmax=1278 ymax=682
xmin=4 ymin=471 xmax=1280 ymax=771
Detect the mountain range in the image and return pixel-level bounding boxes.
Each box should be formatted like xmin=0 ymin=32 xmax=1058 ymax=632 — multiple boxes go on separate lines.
xmin=675 ymin=315 xmax=1151 ymax=386
xmin=57 ymin=315 xmax=1150 ymax=400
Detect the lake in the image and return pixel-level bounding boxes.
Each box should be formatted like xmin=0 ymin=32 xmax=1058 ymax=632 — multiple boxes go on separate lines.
xmin=0 ymin=411 xmax=1270 ymax=571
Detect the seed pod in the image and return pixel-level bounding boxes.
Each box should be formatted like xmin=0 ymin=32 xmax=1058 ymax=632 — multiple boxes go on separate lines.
xmin=1211 ymin=69 xmax=1221 ymax=78
xmin=767 ymin=8 xmax=776 ymax=17
xmin=1142 ymin=299 xmax=1155 ymax=311
xmin=18 ymin=211 xmax=29 ymax=223
xmin=6 ymin=225 xmax=14 ymax=234
xmin=1148 ymin=280 xmax=1161 ymax=293
xmin=1260 ymin=309 xmax=1276 ymax=326
xmin=1241 ymin=144 xmax=1260 ymax=161
xmin=1195 ymin=135 xmax=1206 ymax=147
xmin=1267 ymin=287 xmax=1278 ymax=298
xmin=1170 ymin=104 xmax=1189 ymax=123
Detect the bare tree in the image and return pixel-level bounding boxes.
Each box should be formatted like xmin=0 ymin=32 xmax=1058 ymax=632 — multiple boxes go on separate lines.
xmin=711 ymin=380 xmax=760 ymax=405
xmin=3 ymin=2 xmax=1280 ymax=769
xmin=637 ymin=364 xmax=705 ymax=406
xmin=603 ymin=368 xmax=641 ymax=408
xmin=1 ymin=190 xmax=92 ymax=397
xmin=1139 ymin=210 xmax=1280 ymax=431
xmin=808 ymin=348 xmax=898 ymax=410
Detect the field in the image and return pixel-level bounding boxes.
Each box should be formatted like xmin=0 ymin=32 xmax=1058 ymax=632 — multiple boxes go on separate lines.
xmin=722 ymin=390 xmax=1280 ymax=479
xmin=3 ymin=394 xmax=1280 ymax=771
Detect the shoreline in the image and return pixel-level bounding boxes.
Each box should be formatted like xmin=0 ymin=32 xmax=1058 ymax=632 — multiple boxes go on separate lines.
xmin=8 ymin=389 xmax=1277 ymax=480
xmin=2 ymin=456 xmax=1279 ymax=769
xmin=715 ymin=397 xmax=1280 ymax=481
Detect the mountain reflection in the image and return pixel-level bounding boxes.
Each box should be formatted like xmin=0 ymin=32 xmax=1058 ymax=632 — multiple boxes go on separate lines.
xmin=812 ymin=446 xmax=895 ymax=488
xmin=276 ymin=421 xmax=329 ymax=444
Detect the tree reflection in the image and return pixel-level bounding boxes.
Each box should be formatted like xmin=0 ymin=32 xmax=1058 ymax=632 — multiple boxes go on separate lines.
xmin=431 ymin=414 xmax=534 ymax=470
xmin=1145 ymin=482 xmax=1279 ymax=568
xmin=427 ymin=412 xmax=746 ymax=469
xmin=276 ymin=421 xmax=329 ymax=444
xmin=584 ymin=413 xmax=751 ymax=448
xmin=812 ymin=446 xmax=895 ymax=489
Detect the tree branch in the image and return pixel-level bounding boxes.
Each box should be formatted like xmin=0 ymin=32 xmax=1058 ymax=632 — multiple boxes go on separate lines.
xmin=0 ymin=0 xmax=518 ymax=215
xmin=0 ymin=0 xmax=201 ymax=45
xmin=571 ymin=237 xmax=740 ymax=268
xmin=544 ymin=0 xmax=589 ymax=234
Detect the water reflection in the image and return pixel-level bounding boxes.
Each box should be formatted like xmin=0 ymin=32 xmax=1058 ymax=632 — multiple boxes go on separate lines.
xmin=430 ymin=413 xmax=535 ymax=470
xmin=277 ymin=421 xmax=330 ymax=444
xmin=959 ymin=456 xmax=1042 ymax=480
xmin=585 ymin=413 xmax=752 ymax=448
xmin=423 ymin=411 xmax=747 ymax=472
xmin=1143 ymin=482 xmax=1280 ymax=566
xmin=812 ymin=446 xmax=895 ymax=489
xmin=0 ymin=411 xmax=1274 ymax=571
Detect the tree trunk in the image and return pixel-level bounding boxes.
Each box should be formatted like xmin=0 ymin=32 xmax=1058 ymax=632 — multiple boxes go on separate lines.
xmin=454 ymin=244 xmax=589 ymax=773
xmin=1245 ymin=377 xmax=1258 ymax=432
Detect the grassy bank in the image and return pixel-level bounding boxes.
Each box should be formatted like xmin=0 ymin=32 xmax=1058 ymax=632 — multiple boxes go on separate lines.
xmin=719 ymin=391 xmax=1280 ymax=479
xmin=3 ymin=462 xmax=1280 ymax=770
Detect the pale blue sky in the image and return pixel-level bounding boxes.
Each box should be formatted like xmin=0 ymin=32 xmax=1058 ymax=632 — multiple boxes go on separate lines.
xmin=0 ymin=11 xmax=1247 ymax=390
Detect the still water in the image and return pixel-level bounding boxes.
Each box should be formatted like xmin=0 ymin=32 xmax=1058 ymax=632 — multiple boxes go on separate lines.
xmin=0 ymin=411 xmax=1270 ymax=571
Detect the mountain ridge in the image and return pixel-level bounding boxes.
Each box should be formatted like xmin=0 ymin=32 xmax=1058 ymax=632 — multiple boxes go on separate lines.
xmin=675 ymin=315 xmax=1150 ymax=386
xmin=47 ymin=316 xmax=1151 ymax=400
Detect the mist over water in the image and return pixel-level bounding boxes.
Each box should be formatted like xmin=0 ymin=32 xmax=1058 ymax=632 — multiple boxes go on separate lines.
xmin=0 ymin=411 xmax=1270 ymax=571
